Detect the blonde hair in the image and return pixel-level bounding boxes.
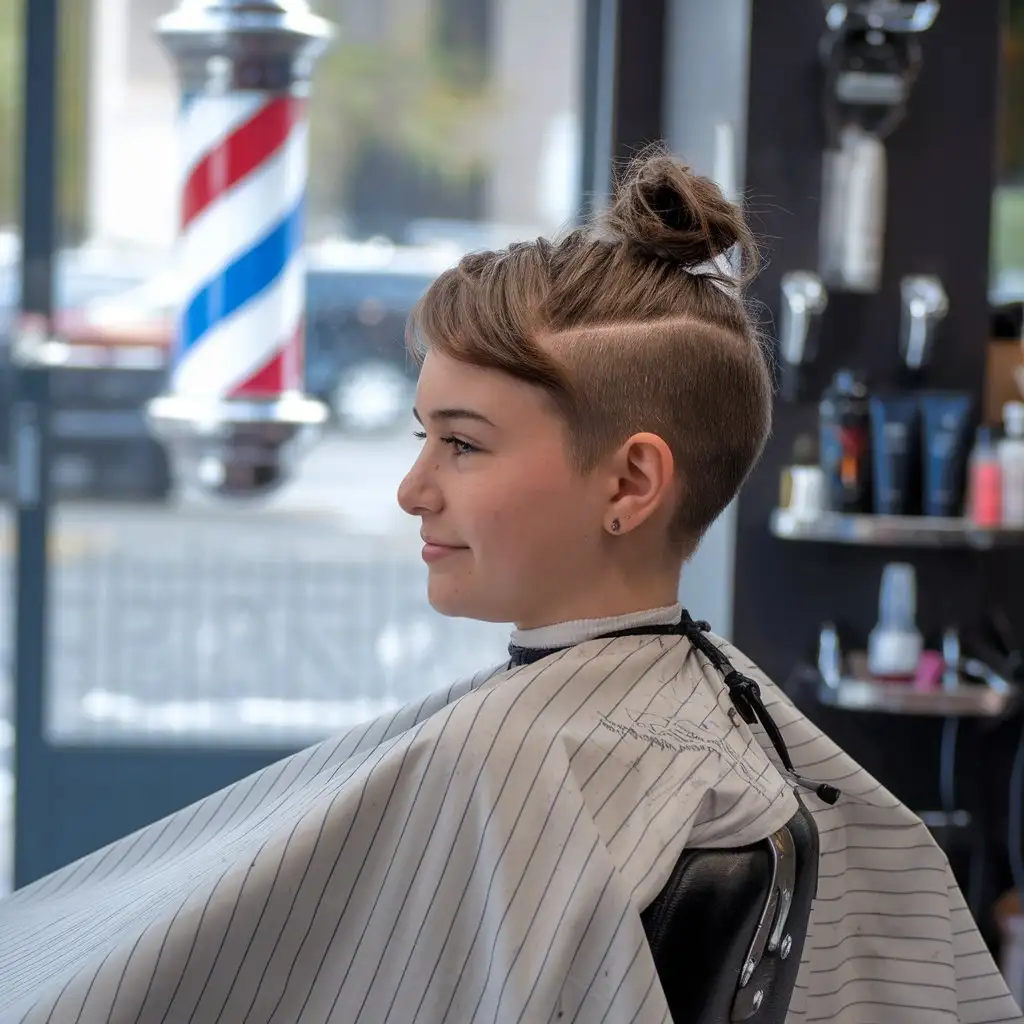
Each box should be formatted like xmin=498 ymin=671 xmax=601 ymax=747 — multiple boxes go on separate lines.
xmin=407 ymin=147 xmax=771 ymax=550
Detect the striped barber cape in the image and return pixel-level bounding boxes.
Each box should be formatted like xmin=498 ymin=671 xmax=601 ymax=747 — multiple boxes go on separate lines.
xmin=0 ymin=627 xmax=1020 ymax=1023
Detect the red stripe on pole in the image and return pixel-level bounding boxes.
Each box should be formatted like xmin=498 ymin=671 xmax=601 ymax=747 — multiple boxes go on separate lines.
xmin=228 ymin=319 xmax=304 ymax=398
xmin=181 ymin=97 xmax=304 ymax=228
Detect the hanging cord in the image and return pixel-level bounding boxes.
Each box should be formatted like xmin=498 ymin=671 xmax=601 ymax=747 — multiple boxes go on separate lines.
xmin=680 ymin=616 xmax=841 ymax=806
xmin=1009 ymin=723 xmax=1024 ymax=902
xmin=939 ymin=716 xmax=959 ymax=820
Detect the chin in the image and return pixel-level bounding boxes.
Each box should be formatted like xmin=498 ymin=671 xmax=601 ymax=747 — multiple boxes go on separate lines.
xmin=426 ymin=577 xmax=512 ymax=624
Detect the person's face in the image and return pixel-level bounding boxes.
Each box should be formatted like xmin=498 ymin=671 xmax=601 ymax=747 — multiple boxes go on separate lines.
xmin=397 ymin=350 xmax=611 ymax=627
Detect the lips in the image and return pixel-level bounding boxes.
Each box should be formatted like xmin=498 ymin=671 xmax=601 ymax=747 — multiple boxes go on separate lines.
xmin=420 ymin=535 xmax=468 ymax=564
xmin=421 ymin=535 xmax=466 ymax=549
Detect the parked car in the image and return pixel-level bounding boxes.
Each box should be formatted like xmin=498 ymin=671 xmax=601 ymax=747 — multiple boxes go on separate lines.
xmin=0 ymin=245 xmax=171 ymax=501
xmin=305 ymin=240 xmax=456 ymax=433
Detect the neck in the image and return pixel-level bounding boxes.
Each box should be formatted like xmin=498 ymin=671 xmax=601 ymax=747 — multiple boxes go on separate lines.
xmin=513 ymin=573 xmax=682 ymax=631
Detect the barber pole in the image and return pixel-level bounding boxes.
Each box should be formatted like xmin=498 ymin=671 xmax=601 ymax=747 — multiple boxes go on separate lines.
xmin=175 ymin=91 xmax=307 ymax=399
xmin=148 ymin=1 xmax=333 ymax=495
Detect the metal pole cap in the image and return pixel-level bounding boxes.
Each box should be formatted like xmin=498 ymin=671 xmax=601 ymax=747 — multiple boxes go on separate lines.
xmin=147 ymin=394 xmax=329 ymax=498
xmin=824 ymin=1 xmax=940 ymax=34
xmin=156 ymin=1 xmax=334 ymax=90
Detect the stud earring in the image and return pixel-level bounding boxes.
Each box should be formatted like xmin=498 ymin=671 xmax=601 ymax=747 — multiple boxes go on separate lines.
xmin=610 ymin=518 xmax=621 ymax=533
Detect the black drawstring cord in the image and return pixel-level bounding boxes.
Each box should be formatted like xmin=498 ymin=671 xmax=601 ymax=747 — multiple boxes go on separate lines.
xmin=681 ymin=616 xmax=841 ymax=806
xmin=506 ymin=611 xmax=841 ymax=806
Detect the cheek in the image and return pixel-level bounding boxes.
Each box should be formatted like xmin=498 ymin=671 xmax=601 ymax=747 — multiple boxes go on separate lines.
xmin=476 ymin=470 xmax=596 ymax=563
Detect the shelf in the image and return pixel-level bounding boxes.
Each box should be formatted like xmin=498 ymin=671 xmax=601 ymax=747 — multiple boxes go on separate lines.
xmin=770 ymin=508 xmax=1024 ymax=549
xmin=816 ymin=678 xmax=1017 ymax=718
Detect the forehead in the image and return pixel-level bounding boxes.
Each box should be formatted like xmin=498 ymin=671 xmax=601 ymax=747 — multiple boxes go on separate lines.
xmin=415 ymin=350 xmax=555 ymax=424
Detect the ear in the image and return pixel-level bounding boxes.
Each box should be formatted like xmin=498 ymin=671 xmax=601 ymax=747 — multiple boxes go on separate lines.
xmin=603 ymin=432 xmax=676 ymax=534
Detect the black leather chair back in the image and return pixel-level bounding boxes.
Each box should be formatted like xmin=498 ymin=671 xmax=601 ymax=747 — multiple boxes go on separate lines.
xmin=641 ymin=799 xmax=819 ymax=1024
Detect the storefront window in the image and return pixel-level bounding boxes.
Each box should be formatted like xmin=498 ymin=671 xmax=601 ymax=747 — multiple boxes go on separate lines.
xmin=0 ymin=0 xmax=584 ymax=888
xmin=992 ymin=0 xmax=1024 ymax=302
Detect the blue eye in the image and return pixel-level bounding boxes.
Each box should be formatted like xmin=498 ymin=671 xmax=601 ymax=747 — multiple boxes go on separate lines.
xmin=412 ymin=430 xmax=479 ymax=456
xmin=442 ymin=436 xmax=478 ymax=456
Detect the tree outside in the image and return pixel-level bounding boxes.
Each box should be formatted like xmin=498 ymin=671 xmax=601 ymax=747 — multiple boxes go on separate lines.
xmin=0 ymin=0 xmax=89 ymax=244
xmin=0 ymin=0 xmax=492 ymax=246
xmin=306 ymin=3 xmax=493 ymax=239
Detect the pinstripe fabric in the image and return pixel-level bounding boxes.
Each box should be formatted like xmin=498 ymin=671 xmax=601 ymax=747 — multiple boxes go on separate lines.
xmin=0 ymin=625 xmax=1019 ymax=1023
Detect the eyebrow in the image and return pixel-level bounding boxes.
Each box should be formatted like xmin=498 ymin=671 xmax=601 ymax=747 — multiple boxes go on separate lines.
xmin=412 ymin=407 xmax=498 ymax=428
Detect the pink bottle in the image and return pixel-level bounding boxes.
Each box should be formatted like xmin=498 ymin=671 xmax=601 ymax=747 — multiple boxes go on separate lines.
xmin=968 ymin=426 xmax=1003 ymax=527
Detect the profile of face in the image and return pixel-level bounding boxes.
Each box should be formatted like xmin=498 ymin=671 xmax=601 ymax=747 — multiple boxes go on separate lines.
xmin=397 ymin=351 xmax=607 ymax=627
xmin=397 ymin=350 xmax=680 ymax=629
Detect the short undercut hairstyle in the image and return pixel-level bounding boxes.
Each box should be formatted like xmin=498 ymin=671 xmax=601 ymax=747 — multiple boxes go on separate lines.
xmin=407 ymin=146 xmax=772 ymax=552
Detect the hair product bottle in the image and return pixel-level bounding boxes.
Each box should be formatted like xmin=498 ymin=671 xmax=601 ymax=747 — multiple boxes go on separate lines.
xmin=999 ymin=401 xmax=1024 ymax=527
xmin=867 ymin=562 xmax=923 ymax=683
xmin=968 ymin=426 xmax=1003 ymax=527
xmin=819 ymin=370 xmax=871 ymax=513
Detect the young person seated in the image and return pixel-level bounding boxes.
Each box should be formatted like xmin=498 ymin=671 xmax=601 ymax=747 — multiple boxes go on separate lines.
xmin=0 ymin=151 xmax=1019 ymax=1024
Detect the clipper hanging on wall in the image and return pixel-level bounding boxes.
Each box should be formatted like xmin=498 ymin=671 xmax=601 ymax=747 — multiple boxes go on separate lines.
xmin=899 ymin=274 xmax=948 ymax=374
xmin=819 ymin=126 xmax=887 ymax=294
xmin=818 ymin=1 xmax=940 ymax=294
xmin=779 ymin=271 xmax=829 ymax=402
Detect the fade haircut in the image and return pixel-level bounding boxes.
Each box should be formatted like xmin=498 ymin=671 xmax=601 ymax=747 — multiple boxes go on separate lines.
xmin=407 ymin=146 xmax=772 ymax=552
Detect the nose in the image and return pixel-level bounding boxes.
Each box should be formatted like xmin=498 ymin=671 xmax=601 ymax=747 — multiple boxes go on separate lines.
xmin=397 ymin=448 xmax=443 ymax=517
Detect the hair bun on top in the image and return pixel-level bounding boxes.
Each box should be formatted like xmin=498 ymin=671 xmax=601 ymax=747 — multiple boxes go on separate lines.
xmin=601 ymin=149 xmax=754 ymax=279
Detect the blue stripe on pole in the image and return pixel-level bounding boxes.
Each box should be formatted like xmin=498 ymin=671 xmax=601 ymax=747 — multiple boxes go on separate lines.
xmin=177 ymin=198 xmax=305 ymax=358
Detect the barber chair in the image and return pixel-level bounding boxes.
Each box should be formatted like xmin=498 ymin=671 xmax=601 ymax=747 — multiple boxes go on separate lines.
xmin=641 ymin=800 xmax=819 ymax=1024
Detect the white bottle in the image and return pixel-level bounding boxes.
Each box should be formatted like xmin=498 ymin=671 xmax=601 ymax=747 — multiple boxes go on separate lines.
xmin=867 ymin=563 xmax=923 ymax=682
xmin=999 ymin=401 xmax=1024 ymax=527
